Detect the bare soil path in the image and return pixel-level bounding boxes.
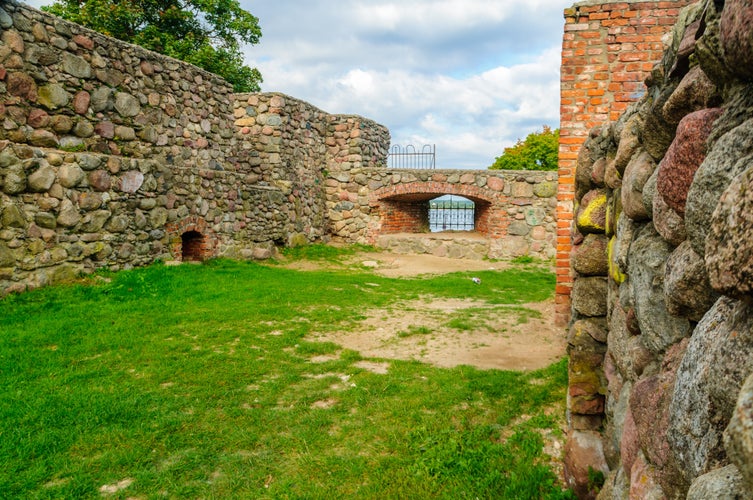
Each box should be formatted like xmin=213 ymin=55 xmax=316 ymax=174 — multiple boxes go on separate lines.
xmin=281 ymin=250 xmax=566 ymax=372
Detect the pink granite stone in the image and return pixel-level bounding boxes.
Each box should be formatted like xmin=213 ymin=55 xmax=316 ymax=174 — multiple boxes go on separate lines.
xmin=656 ymin=108 xmax=722 ymax=216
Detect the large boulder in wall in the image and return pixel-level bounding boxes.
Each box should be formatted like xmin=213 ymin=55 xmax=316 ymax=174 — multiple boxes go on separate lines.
xmin=686 ymin=117 xmax=753 ymax=256
xmin=668 ymin=298 xmax=753 ymax=484
xmin=656 ymin=108 xmax=722 ymax=216
xmin=628 ymin=225 xmax=691 ymax=355
xmin=706 ymin=164 xmax=753 ymax=299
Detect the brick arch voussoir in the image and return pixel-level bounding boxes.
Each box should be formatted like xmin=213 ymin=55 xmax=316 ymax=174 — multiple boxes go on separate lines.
xmin=370 ymin=181 xmax=503 ymax=205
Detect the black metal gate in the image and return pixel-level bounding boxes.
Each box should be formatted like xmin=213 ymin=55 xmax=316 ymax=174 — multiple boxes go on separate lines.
xmin=429 ymin=196 xmax=475 ymax=232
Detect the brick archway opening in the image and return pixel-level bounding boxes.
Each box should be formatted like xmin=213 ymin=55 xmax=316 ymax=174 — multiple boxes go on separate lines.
xmin=378 ymin=193 xmax=492 ymax=235
xmin=181 ymin=230 xmax=207 ymax=262
xmin=166 ymin=216 xmax=218 ymax=262
xmin=369 ymin=181 xmax=507 ymax=243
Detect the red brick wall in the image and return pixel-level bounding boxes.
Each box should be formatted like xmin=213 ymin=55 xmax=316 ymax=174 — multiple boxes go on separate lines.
xmin=556 ymin=0 xmax=694 ymax=326
xmin=378 ymin=200 xmax=430 ymax=233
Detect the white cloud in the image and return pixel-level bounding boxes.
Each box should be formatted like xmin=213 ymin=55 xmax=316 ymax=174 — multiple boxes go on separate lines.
xmin=267 ymin=44 xmax=563 ymax=168
xmin=352 ymin=1 xmax=512 ymax=36
xmin=243 ymin=0 xmax=572 ymax=169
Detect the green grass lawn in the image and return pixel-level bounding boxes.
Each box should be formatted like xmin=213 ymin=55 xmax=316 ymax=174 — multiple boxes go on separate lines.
xmin=0 ymin=249 xmax=573 ymax=499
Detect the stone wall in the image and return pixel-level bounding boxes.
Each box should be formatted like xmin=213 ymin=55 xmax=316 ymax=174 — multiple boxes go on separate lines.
xmin=0 ymin=3 xmax=236 ymax=166
xmin=231 ymin=92 xmax=389 ymax=246
xmin=0 ymin=0 xmax=254 ymax=292
xmin=375 ymin=233 xmax=493 ymax=261
xmin=0 ymin=145 xmax=295 ymax=293
xmin=0 ymin=0 xmax=389 ymax=295
xmin=326 ymin=168 xmax=558 ymax=260
xmin=564 ymin=0 xmax=753 ymax=497
xmin=557 ymin=0 xmax=695 ymax=327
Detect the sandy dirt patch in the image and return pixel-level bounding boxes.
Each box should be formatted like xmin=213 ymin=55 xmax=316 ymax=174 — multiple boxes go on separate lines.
xmin=311 ymin=297 xmax=564 ymax=372
xmin=282 ymin=251 xmax=508 ymax=278
xmin=279 ymin=249 xmax=565 ymax=372
xmin=356 ymin=252 xmax=509 ymax=278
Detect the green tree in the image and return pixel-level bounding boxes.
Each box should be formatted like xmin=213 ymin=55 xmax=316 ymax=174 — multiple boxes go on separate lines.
xmin=43 ymin=0 xmax=263 ymax=92
xmin=489 ymin=126 xmax=559 ymax=171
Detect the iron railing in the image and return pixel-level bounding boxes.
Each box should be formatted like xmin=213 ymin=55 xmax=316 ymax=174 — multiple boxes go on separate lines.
xmin=429 ymin=197 xmax=475 ymax=232
xmin=387 ymin=144 xmax=436 ymax=169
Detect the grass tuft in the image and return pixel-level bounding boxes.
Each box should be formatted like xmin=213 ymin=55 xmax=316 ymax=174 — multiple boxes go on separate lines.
xmin=280 ymin=243 xmax=378 ymax=262
xmin=397 ymin=325 xmax=433 ymax=338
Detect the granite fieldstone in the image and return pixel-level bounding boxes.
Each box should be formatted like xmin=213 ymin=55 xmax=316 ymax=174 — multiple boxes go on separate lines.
xmin=621 ymin=149 xmax=656 ymax=221
xmin=668 ymin=297 xmax=753 ymax=484
xmin=719 ymin=0 xmax=753 ymax=81
xmin=628 ymin=225 xmax=691 ymax=354
xmin=576 ymin=189 xmax=608 ymax=234
xmin=724 ymin=373 xmax=753 ymax=493
xmin=656 ymin=108 xmax=722 ymax=216
xmin=664 ymin=241 xmax=718 ymax=322
xmin=686 ymin=117 xmax=753 ymax=257
xmin=705 ymin=165 xmax=753 ymax=299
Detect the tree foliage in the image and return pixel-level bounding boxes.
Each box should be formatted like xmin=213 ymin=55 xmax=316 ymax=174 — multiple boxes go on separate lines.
xmin=489 ymin=126 xmax=559 ymax=171
xmin=43 ymin=0 xmax=263 ymax=92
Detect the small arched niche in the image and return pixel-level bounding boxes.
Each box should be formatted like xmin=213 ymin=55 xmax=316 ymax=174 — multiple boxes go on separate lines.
xmin=181 ymin=230 xmax=206 ymax=262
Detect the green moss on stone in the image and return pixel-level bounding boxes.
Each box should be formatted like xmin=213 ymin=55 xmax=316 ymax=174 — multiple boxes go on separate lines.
xmin=288 ymin=233 xmax=309 ymax=247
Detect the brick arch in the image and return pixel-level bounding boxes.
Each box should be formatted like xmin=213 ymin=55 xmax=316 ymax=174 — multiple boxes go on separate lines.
xmin=165 ymin=215 xmax=219 ymax=262
xmin=369 ymin=181 xmax=509 ymax=238
xmin=371 ymin=181 xmax=504 ymax=205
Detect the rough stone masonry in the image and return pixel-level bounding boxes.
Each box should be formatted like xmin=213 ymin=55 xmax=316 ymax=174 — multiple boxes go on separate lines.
xmin=0 ymin=0 xmax=389 ymax=294
xmin=563 ymin=0 xmax=753 ymax=498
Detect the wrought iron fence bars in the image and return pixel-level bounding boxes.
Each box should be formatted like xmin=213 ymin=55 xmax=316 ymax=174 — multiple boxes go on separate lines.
xmin=387 ymin=144 xmax=436 ymax=169
xmin=429 ymin=198 xmax=475 ymax=232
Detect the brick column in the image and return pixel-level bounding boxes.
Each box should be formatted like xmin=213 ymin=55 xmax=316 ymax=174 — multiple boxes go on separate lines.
xmin=556 ymin=0 xmax=694 ymax=327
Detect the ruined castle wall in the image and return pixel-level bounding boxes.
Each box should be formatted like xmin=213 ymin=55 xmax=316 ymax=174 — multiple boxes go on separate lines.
xmin=564 ymin=0 xmax=753 ymax=497
xmin=0 ymin=0 xmax=390 ymax=295
xmin=0 ymin=2 xmax=237 ymax=168
xmin=0 ymin=0 xmax=263 ymax=293
xmin=232 ymin=92 xmax=390 ymax=244
xmin=557 ymin=0 xmax=696 ymax=326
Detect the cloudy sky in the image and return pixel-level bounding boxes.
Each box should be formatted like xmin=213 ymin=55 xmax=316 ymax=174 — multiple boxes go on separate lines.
xmin=24 ymin=0 xmax=574 ymax=169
